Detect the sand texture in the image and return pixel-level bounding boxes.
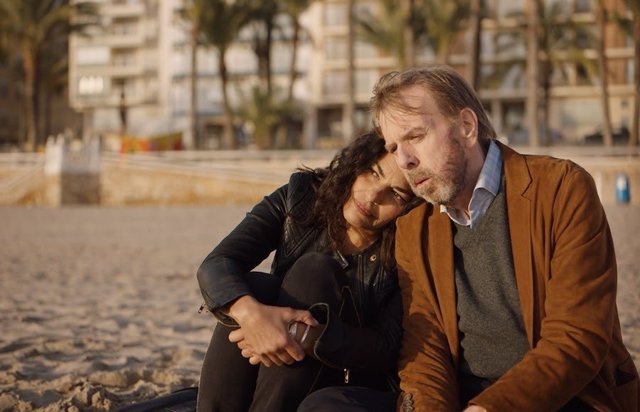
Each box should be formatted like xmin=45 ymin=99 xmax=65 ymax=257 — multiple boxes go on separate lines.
xmin=0 ymin=205 xmax=638 ymax=411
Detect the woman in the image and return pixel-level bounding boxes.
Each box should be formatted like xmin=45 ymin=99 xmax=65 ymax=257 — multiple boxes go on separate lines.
xmin=196 ymin=132 xmax=419 ymax=412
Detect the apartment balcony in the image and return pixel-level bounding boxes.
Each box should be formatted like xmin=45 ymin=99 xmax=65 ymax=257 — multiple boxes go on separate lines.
xmin=102 ymin=2 xmax=145 ymax=18
xmin=107 ymin=64 xmax=146 ymax=77
xmin=74 ymin=63 xmax=146 ymax=78
xmin=107 ymin=90 xmax=158 ymax=106
xmin=104 ymin=32 xmax=146 ymax=48
xmin=72 ymin=88 xmax=158 ymax=110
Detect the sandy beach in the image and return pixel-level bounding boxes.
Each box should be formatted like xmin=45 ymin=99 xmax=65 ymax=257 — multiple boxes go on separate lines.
xmin=0 ymin=204 xmax=638 ymax=411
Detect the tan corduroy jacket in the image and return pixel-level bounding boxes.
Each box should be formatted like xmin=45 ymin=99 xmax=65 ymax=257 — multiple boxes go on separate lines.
xmin=395 ymin=142 xmax=639 ymax=412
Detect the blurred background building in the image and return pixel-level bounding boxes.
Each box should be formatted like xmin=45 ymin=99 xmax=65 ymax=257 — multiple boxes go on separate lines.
xmin=1 ymin=0 xmax=638 ymax=150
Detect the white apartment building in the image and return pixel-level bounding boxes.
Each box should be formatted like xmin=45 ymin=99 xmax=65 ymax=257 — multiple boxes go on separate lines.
xmin=69 ymin=0 xmax=636 ymax=149
xmin=69 ymin=0 xmax=314 ymax=149
xmin=307 ymin=0 xmax=636 ymax=145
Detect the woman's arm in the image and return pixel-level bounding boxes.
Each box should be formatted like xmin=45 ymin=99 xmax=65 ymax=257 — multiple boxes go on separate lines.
xmin=196 ymin=182 xmax=289 ymax=313
xmin=196 ymin=173 xmax=319 ymax=366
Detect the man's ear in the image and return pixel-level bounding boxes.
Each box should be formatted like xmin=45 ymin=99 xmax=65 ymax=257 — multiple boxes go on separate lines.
xmin=459 ymin=108 xmax=478 ymax=146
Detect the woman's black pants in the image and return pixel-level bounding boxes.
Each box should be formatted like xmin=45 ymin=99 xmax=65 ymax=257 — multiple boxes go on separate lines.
xmin=196 ymin=252 xmax=349 ymax=412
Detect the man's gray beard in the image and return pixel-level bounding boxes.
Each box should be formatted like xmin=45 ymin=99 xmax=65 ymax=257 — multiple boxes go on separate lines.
xmin=410 ymin=176 xmax=458 ymax=205
xmin=407 ymin=160 xmax=466 ymax=206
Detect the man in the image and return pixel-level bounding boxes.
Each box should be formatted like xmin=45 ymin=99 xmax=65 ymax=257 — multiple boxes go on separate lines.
xmin=370 ymin=66 xmax=639 ymax=411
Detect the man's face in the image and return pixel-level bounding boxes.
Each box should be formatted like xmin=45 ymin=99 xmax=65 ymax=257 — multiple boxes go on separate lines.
xmin=378 ymin=85 xmax=468 ymax=206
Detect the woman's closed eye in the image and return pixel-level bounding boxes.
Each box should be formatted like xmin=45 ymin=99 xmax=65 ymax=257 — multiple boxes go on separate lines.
xmin=391 ymin=189 xmax=408 ymax=204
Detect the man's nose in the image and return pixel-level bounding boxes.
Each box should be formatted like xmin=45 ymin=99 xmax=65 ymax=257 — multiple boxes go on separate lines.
xmin=396 ymin=145 xmax=417 ymax=170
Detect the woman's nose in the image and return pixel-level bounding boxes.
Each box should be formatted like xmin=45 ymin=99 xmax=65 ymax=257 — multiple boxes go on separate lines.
xmin=367 ymin=185 xmax=386 ymax=205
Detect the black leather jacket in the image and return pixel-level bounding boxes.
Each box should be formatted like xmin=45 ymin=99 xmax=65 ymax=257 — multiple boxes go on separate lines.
xmin=197 ymin=171 xmax=402 ymax=380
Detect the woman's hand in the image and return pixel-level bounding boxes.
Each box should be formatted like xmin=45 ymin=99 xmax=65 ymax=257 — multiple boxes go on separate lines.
xmin=226 ymin=295 xmax=318 ymax=367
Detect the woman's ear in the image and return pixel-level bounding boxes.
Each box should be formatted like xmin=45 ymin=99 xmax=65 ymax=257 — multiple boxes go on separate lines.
xmin=459 ymin=108 xmax=478 ymax=146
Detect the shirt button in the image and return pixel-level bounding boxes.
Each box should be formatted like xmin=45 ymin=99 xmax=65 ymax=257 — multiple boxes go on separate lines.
xmin=370 ymin=255 xmax=377 ymax=262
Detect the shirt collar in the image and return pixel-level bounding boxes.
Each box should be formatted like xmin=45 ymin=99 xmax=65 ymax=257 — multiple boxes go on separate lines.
xmin=440 ymin=140 xmax=503 ymax=227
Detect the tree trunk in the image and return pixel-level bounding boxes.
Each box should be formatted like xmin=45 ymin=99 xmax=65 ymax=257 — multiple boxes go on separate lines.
xmin=190 ymin=29 xmax=199 ymax=149
xmin=255 ymin=16 xmax=274 ymax=95
xmin=23 ymin=46 xmax=37 ymax=151
xmin=541 ymin=66 xmax=551 ymax=146
xmin=468 ymin=0 xmax=482 ymax=91
xmin=287 ymin=19 xmax=300 ymax=102
xmin=266 ymin=17 xmax=273 ymax=95
xmin=44 ymin=89 xmax=52 ymax=142
xmin=631 ymin=9 xmax=640 ymax=147
xmin=596 ymin=1 xmax=614 ymax=147
xmin=343 ymin=0 xmax=355 ymax=143
xmin=435 ymin=43 xmax=449 ymax=65
xmin=401 ymin=0 xmax=414 ymax=68
xmin=219 ymin=52 xmax=235 ymax=149
xmin=525 ymin=0 xmax=540 ymax=147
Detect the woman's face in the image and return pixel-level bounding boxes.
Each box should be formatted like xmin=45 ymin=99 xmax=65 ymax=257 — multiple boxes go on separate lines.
xmin=342 ymin=152 xmax=413 ymax=238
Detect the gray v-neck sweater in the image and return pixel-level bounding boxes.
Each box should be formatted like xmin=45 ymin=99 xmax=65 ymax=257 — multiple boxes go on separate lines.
xmin=452 ymin=183 xmax=529 ymax=380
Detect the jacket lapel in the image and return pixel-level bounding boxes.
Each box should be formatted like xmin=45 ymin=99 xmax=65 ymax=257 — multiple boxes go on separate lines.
xmin=426 ymin=207 xmax=459 ymax=359
xmin=499 ymin=142 xmax=536 ymax=346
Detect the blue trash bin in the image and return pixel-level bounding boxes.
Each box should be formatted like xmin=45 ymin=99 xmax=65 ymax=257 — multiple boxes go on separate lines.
xmin=615 ymin=174 xmax=630 ymax=204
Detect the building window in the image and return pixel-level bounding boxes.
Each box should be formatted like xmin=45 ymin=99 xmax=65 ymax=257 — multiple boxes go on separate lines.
xmin=324 ymin=3 xmax=347 ymax=27
xmin=575 ymin=0 xmax=591 ymax=12
xmin=78 ymin=76 xmax=105 ymax=95
xmin=112 ymin=51 xmax=136 ymax=66
xmin=497 ymin=0 xmax=524 ymax=18
xmin=324 ymin=38 xmax=347 ymax=60
xmin=76 ymin=47 xmax=110 ymax=65
xmin=354 ymin=40 xmax=376 ymax=59
xmin=111 ymin=18 xmax=137 ymax=36
xmin=355 ymin=69 xmax=377 ymax=95
xmin=323 ymin=70 xmax=346 ymax=96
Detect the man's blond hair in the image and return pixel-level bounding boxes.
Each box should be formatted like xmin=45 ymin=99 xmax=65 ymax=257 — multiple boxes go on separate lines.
xmin=370 ymin=65 xmax=497 ymax=146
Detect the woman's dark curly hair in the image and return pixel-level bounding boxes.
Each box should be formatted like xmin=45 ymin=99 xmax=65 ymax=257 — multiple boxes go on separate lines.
xmin=300 ymin=131 xmax=420 ymax=271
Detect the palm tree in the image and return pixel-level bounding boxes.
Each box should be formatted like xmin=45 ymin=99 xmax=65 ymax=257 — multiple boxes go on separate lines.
xmin=180 ymin=0 xmax=208 ymax=149
xmin=536 ymin=1 xmax=597 ymax=145
xmin=276 ymin=0 xmax=311 ymax=148
xmin=468 ymin=0 xmax=484 ymax=90
xmin=525 ymin=0 xmax=541 ymax=147
xmin=343 ymin=0 xmax=355 ymax=143
xmin=246 ymin=0 xmax=278 ymax=94
xmin=632 ymin=0 xmax=640 ymax=146
xmin=514 ymin=0 xmax=593 ymax=146
xmin=198 ymin=0 xmax=251 ymax=149
xmin=356 ymin=0 xmax=412 ymax=68
xmin=280 ymin=0 xmax=311 ymax=103
xmin=401 ymin=0 xmax=415 ymax=67
xmin=612 ymin=0 xmax=640 ymax=146
xmin=239 ymin=86 xmax=283 ymax=149
xmin=595 ymin=0 xmax=614 ymax=146
xmin=40 ymin=36 xmax=69 ymax=141
xmin=0 ymin=0 xmax=96 ymax=151
xmin=414 ymin=0 xmax=471 ymax=65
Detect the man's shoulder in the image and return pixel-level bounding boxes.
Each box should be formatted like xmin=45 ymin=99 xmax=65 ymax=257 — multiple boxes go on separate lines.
xmin=501 ymin=144 xmax=590 ymax=183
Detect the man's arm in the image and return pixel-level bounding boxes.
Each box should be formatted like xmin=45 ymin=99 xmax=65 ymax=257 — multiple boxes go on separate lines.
xmin=471 ymin=165 xmax=617 ymax=411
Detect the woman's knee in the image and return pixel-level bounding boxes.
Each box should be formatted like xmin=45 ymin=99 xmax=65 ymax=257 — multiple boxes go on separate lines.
xmin=279 ymin=253 xmax=344 ymax=308
xmin=284 ymin=252 xmax=343 ymax=288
